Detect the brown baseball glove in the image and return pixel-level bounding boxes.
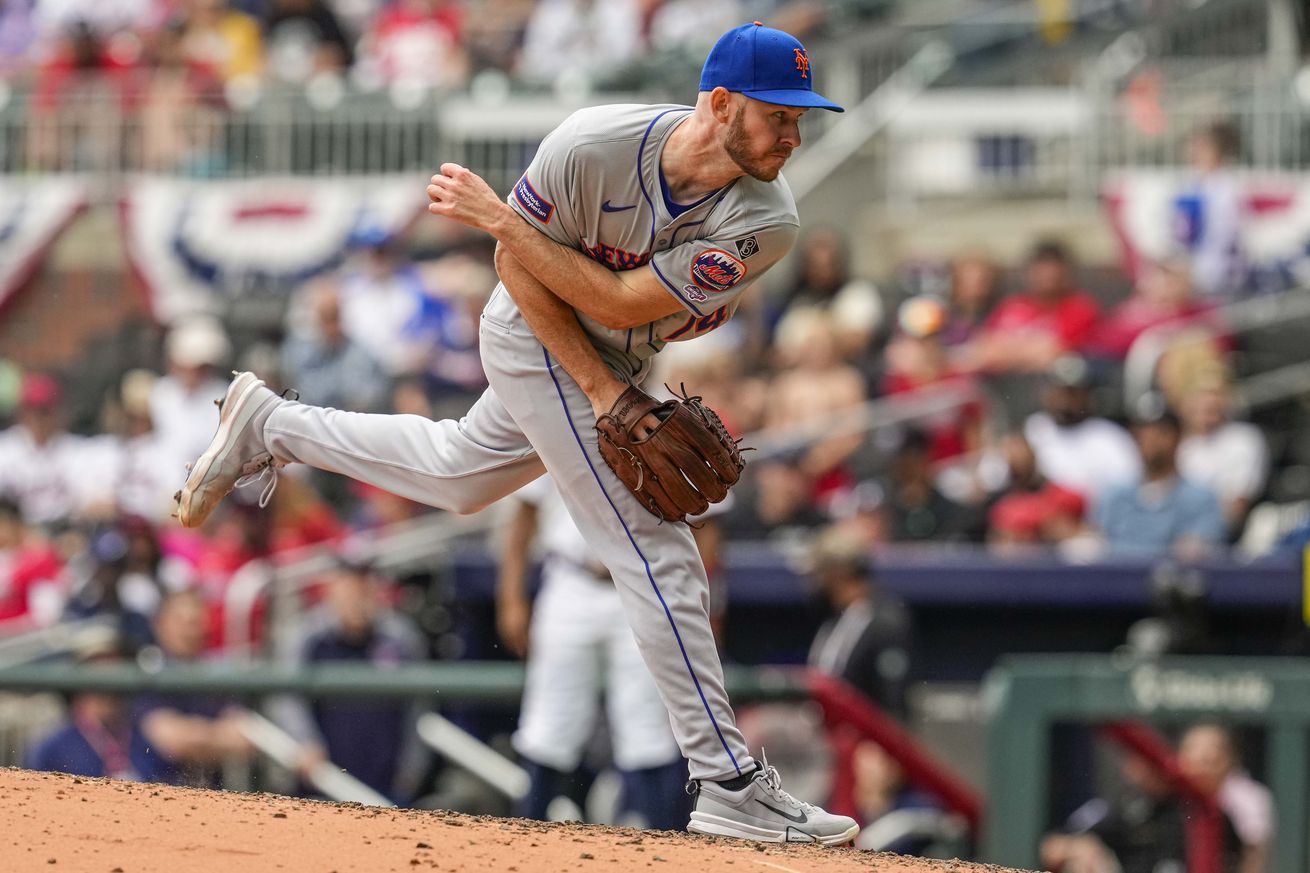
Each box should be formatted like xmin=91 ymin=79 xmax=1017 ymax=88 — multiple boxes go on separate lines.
xmin=595 ymin=384 xmax=745 ymax=523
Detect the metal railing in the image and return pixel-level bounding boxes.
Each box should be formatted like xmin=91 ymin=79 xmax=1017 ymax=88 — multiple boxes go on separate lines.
xmin=415 ymin=712 xmax=529 ymax=802
xmin=786 ymin=40 xmax=955 ymax=202
xmin=0 ymin=659 xmax=808 ymax=703
xmin=0 ymin=617 xmax=120 ymax=669
xmin=0 ymin=0 xmax=1281 ymax=203
xmin=741 ymin=380 xmax=978 ymax=463
xmin=0 ymin=80 xmax=442 ymax=186
xmin=1122 ymin=284 xmax=1310 ymax=410
xmin=880 ymin=61 xmax=1303 ymax=204
xmin=237 ymin=710 xmax=394 ymax=807
xmin=223 ymin=509 xmax=496 ymax=661
xmin=0 ymin=79 xmax=609 ymax=199
xmin=0 ymin=659 xmax=807 ymax=799
xmin=1083 ymin=61 xmax=1307 ymax=175
xmin=4 ymin=69 xmax=1300 ymax=209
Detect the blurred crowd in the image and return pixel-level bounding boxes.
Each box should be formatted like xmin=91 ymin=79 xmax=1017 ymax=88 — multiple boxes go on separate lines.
xmin=0 ymin=0 xmax=870 ymax=95
xmin=0 ymin=119 xmax=1301 ymax=634
xmin=0 ymin=0 xmax=883 ymax=173
xmin=0 ymin=226 xmax=500 ymax=638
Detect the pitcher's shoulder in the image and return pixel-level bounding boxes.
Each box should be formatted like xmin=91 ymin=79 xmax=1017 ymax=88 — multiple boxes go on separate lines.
xmin=723 ymin=173 xmax=800 ymax=228
xmin=560 ymin=103 xmax=692 ymax=145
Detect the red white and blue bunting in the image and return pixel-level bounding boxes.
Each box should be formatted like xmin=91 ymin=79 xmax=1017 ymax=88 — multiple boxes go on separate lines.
xmin=0 ymin=177 xmax=89 ymax=315
xmin=120 ymin=175 xmax=427 ymax=323
xmin=1105 ymin=170 xmax=1310 ymax=295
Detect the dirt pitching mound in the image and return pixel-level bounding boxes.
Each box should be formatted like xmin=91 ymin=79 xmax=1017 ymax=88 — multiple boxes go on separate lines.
xmin=1 ymin=768 xmax=1028 ymax=873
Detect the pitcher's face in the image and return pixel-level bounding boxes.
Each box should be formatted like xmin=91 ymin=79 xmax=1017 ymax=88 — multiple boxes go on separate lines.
xmin=724 ymin=97 xmax=806 ymax=182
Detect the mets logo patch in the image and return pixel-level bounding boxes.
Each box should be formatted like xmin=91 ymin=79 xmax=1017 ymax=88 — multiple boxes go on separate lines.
xmin=690 ymin=249 xmax=747 ymax=293
xmin=513 ymin=175 xmax=554 ymax=224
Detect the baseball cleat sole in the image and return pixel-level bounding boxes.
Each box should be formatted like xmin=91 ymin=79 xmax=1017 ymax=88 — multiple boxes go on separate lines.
xmin=174 ymin=372 xmax=267 ymax=528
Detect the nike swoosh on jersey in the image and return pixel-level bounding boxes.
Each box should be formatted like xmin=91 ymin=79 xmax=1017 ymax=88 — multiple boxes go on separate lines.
xmin=754 ymin=799 xmax=808 ymax=824
xmin=601 ymin=200 xmax=637 ymax=213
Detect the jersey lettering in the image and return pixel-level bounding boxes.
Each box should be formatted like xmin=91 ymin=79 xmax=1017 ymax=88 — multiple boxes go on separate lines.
xmin=664 ymin=306 xmax=728 ymax=341
xmin=582 ymin=241 xmax=651 ymax=271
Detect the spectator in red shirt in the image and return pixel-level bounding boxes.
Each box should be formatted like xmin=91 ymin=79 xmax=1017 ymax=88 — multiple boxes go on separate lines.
xmin=986 ymin=431 xmax=1087 ymax=553
xmin=882 ymin=296 xmax=984 ymax=463
xmin=33 ymin=14 xmax=149 ymax=100
xmin=0 ymin=499 xmax=65 ymax=629
xmin=955 ymin=240 xmax=1100 ymax=375
xmin=26 ymin=17 xmax=146 ymax=170
xmin=357 ymin=0 xmax=468 ymax=89
xmin=1090 ymin=257 xmax=1222 ymax=361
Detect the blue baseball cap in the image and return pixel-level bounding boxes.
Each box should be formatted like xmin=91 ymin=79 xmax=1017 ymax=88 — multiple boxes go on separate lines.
xmin=699 ymin=22 xmax=844 ymax=112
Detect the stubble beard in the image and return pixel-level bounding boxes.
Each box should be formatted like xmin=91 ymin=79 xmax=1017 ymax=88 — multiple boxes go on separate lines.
xmin=724 ymin=105 xmax=788 ymax=183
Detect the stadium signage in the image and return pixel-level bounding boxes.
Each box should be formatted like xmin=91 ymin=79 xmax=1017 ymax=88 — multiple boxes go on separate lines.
xmin=1129 ymin=665 xmax=1274 ymax=713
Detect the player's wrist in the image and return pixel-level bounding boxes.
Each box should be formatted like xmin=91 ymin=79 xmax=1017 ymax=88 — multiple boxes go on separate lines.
xmin=585 ymin=379 xmax=628 ymax=416
xmin=486 ymin=202 xmax=520 ymax=239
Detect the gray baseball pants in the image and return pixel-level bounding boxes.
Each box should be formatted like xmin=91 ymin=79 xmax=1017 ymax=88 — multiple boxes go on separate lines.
xmin=262 ymin=288 xmax=754 ymax=782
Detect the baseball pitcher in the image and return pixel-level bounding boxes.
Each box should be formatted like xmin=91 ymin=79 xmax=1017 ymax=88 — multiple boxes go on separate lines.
xmin=176 ymin=22 xmax=857 ymax=844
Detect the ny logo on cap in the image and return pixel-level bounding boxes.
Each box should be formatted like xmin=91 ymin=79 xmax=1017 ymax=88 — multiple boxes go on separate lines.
xmin=794 ymin=48 xmax=810 ymax=79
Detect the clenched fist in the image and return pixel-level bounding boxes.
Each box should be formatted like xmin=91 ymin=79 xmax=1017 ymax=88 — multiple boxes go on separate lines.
xmin=426 ymin=163 xmax=512 ymax=234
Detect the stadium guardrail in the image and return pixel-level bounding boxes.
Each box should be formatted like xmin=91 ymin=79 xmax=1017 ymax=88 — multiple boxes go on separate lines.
xmin=809 ymin=672 xmax=980 ymax=845
xmin=4 ymin=42 xmax=1299 ymax=207
xmin=0 ymin=617 xmax=121 ymax=670
xmin=448 ymin=544 xmax=1302 ymax=609
xmin=0 ymin=660 xmax=810 ymax=703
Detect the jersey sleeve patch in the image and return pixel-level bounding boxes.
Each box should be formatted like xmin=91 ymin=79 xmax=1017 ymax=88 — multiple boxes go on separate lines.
xmin=690 ymin=249 xmax=747 ymax=293
xmin=734 ymin=235 xmax=760 ymax=259
xmin=513 ymin=175 xmax=554 ymax=224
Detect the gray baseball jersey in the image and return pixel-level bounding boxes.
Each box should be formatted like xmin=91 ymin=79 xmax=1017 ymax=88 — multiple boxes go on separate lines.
xmin=496 ymin=103 xmax=799 ymax=374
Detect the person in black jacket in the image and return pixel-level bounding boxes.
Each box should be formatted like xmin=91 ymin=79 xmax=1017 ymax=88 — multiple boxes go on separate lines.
xmin=276 ymin=556 xmax=428 ymax=803
xmin=805 ymin=526 xmax=912 ymax=718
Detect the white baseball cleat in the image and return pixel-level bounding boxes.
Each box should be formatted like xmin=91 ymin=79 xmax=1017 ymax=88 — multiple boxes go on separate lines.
xmin=174 ymin=371 xmax=288 ymax=528
xmin=687 ymin=754 xmax=860 ymax=846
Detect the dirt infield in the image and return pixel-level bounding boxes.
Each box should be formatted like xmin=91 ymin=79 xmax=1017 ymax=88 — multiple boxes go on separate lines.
xmin=1 ymin=768 xmax=1028 ymax=873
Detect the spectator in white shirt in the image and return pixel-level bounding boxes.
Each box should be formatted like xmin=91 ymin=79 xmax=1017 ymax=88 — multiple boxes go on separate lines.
xmin=82 ymin=370 xmax=179 ymax=523
xmin=516 ymin=0 xmax=642 ymax=86
xmin=1023 ymin=357 xmax=1141 ymax=504
xmin=333 ymin=230 xmax=442 ymax=378
xmin=1176 ymin=122 xmax=1245 ymax=299
xmin=148 ymin=317 xmax=232 ymax=486
xmin=0 ymin=373 xmax=92 ymax=527
xmin=1177 ymin=371 xmax=1267 ymax=534
xmin=34 ymin=0 xmax=162 ymax=39
xmin=648 ymin=0 xmax=744 ymax=54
